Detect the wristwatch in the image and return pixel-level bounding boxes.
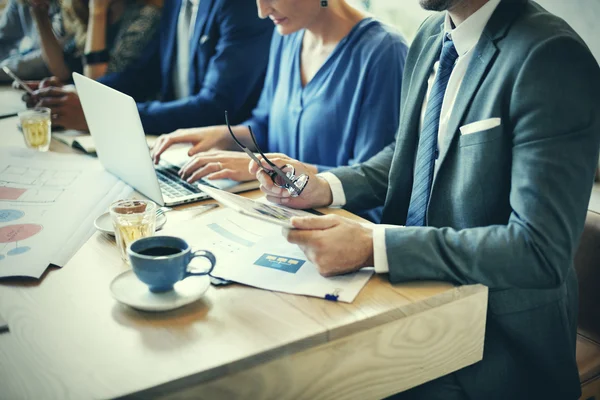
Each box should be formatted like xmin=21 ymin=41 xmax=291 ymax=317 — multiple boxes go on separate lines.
xmin=83 ymin=49 xmax=109 ymax=65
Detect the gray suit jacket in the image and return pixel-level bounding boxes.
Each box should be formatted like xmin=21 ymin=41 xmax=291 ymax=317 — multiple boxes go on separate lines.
xmin=332 ymin=0 xmax=600 ymax=398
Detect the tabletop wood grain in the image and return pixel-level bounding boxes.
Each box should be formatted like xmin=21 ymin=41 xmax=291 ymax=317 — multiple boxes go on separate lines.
xmin=0 ymin=106 xmax=488 ymax=400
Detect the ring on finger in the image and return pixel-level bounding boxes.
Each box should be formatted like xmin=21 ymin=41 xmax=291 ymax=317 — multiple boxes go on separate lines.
xmin=217 ymin=161 xmax=223 ymax=171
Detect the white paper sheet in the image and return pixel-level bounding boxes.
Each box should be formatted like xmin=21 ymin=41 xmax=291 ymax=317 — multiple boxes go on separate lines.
xmin=0 ymin=147 xmax=132 ymax=278
xmin=0 ymin=89 xmax=26 ymax=118
xmin=0 ymin=313 xmax=7 ymax=333
xmin=160 ymin=208 xmax=373 ymax=303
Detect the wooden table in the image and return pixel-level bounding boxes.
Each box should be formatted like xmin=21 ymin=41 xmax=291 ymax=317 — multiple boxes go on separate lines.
xmin=0 ymin=113 xmax=488 ymax=400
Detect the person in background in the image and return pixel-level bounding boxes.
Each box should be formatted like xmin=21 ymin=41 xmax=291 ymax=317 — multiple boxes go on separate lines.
xmin=250 ymin=0 xmax=600 ymax=398
xmin=0 ymin=0 xmax=64 ymax=82
xmin=23 ymin=0 xmax=273 ymax=135
xmin=151 ymin=0 xmax=408 ymax=221
xmin=31 ymin=0 xmax=161 ymax=81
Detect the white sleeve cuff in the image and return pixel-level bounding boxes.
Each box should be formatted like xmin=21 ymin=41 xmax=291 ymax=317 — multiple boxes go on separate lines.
xmin=317 ymin=172 xmax=346 ymax=207
xmin=372 ymin=226 xmax=390 ymax=274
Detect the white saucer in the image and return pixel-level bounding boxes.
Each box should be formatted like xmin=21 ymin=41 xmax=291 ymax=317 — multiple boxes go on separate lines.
xmin=94 ymin=212 xmax=167 ymax=236
xmin=110 ymin=270 xmax=210 ymax=312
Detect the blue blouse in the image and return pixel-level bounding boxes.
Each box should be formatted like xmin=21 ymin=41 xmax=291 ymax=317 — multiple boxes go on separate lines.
xmin=246 ymin=18 xmax=408 ymax=174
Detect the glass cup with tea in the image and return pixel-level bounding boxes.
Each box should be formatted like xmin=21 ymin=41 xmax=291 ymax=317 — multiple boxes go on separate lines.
xmin=18 ymin=107 xmax=52 ymax=152
xmin=110 ymin=199 xmax=157 ymax=262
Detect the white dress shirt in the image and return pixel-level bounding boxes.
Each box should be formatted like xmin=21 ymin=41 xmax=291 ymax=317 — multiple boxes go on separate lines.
xmin=320 ymin=0 xmax=501 ymax=273
xmin=173 ymin=0 xmax=200 ymax=100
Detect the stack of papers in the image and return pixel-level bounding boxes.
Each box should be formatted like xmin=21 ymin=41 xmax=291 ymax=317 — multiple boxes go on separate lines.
xmin=160 ymin=208 xmax=373 ymax=303
xmin=52 ymin=131 xmax=97 ymax=154
xmin=0 ymin=147 xmax=132 ymax=278
xmin=53 ymin=131 xmax=160 ymax=155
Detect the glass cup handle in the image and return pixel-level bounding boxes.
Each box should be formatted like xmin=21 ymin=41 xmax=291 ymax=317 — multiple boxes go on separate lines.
xmin=185 ymin=250 xmax=216 ymax=277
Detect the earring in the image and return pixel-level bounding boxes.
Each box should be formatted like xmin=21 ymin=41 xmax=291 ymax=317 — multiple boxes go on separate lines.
xmin=320 ymin=0 xmax=328 ymax=7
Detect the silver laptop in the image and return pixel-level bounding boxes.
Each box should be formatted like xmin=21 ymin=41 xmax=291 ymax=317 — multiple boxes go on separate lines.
xmin=73 ymin=73 xmax=258 ymax=206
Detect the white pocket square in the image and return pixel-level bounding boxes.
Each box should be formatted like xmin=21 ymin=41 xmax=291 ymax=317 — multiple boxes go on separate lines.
xmin=460 ymin=118 xmax=501 ymax=135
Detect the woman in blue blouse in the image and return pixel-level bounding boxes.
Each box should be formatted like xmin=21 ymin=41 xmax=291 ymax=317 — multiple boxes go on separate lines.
xmin=152 ymin=0 xmax=407 ymax=214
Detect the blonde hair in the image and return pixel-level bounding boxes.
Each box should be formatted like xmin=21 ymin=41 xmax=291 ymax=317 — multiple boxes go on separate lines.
xmin=61 ymin=0 xmax=163 ymax=51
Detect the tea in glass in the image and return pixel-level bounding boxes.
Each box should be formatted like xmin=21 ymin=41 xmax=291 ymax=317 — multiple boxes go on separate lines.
xmin=109 ymin=199 xmax=157 ymax=262
xmin=18 ymin=107 xmax=51 ymax=152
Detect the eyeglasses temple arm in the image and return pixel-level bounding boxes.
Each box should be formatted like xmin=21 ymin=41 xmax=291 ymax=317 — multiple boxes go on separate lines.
xmin=247 ymin=126 xmax=297 ymax=188
xmin=224 ymin=111 xmax=247 ymax=149
xmin=247 ymin=126 xmax=277 ymax=168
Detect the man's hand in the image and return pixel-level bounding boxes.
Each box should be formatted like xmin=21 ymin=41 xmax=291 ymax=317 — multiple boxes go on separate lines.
xmin=178 ymin=150 xmax=256 ymax=183
xmin=18 ymin=76 xmax=63 ymax=106
xmin=33 ymin=87 xmax=89 ymax=131
xmin=250 ymin=154 xmax=333 ymax=210
xmin=284 ymin=215 xmax=374 ymax=277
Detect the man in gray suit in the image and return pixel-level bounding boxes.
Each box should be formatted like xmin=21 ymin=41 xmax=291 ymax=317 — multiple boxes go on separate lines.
xmin=251 ymin=0 xmax=600 ymax=398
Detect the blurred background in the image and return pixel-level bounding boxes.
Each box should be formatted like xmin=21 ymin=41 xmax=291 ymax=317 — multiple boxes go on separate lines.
xmin=349 ymin=0 xmax=599 ymax=64
xmin=1 ymin=0 xmax=597 ymax=61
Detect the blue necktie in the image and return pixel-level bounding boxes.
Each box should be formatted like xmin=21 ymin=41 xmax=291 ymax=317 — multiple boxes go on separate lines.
xmin=405 ymin=36 xmax=459 ymax=227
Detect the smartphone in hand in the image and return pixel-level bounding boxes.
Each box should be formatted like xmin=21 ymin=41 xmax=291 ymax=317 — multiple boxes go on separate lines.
xmin=2 ymin=66 xmax=35 ymax=95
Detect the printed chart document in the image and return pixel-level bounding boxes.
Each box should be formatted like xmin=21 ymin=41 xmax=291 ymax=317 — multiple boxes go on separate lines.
xmin=160 ymin=208 xmax=373 ymax=303
xmin=0 ymin=147 xmax=132 ymax=278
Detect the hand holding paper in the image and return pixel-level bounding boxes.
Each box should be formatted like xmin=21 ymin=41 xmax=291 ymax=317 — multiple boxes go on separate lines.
xmin=284 ymin=214 xmax=374 ymax=277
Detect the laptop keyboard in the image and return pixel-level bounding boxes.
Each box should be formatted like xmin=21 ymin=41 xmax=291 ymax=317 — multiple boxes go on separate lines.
xmin=156 ymin=164 xmax=216 ymax=199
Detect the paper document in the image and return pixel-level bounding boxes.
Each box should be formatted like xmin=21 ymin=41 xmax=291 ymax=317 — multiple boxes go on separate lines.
xmin=0 ymin=90 xmax=26 ymax=119
xmin=0 ymin=313 xmax=7 ymax=333
xmin=199 ymin=184 xmax=315 ymax=228
xmin=160 ymin=208 xmax=373 ymax=302
xmin=53 ymin=132 xmax=160 ymax=155
xmin=0 ymin=147 xmax=132 ymax=278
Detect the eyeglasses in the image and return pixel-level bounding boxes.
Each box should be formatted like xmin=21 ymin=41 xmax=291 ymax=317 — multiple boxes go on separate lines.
xmin=225 ymin=111 xmax=309 ymax=197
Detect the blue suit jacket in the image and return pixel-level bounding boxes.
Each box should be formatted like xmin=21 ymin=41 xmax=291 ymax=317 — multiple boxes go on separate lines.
xmin=99 ymin=0 xmax=273 ymax=134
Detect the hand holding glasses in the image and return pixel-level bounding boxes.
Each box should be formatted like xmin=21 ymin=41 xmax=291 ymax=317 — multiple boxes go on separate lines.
xmin=225 ymin=111 xmax=309 ymax=197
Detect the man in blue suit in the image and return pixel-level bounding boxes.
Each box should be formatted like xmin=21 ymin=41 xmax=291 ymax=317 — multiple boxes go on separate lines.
xmin=252 ymin=0 xmax=600 ymax=398
xmin=28 ymin=0 xmax=273 ymax=134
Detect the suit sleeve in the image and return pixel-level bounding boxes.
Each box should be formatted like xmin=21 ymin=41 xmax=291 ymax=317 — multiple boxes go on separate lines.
xmin=382 ymin=36 xmax=600 ymax=290
xmin=329 ymin=143 xmax=396 ymax=212
xmin=136 ymin=0 xmax=273 ymax=134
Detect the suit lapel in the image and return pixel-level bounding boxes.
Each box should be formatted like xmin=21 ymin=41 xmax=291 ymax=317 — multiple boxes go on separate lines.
xmin=433 ymin=0 xmax=527 ymax=183
xmin=435 ymin=36 xmax=498 ymax=168
xmin=189 ymin=0 xmax=214 ymax=66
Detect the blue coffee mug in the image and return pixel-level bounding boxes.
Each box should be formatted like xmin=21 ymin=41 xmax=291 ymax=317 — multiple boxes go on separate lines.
xmin=128 ymin=236 xmax=216 ymax=293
